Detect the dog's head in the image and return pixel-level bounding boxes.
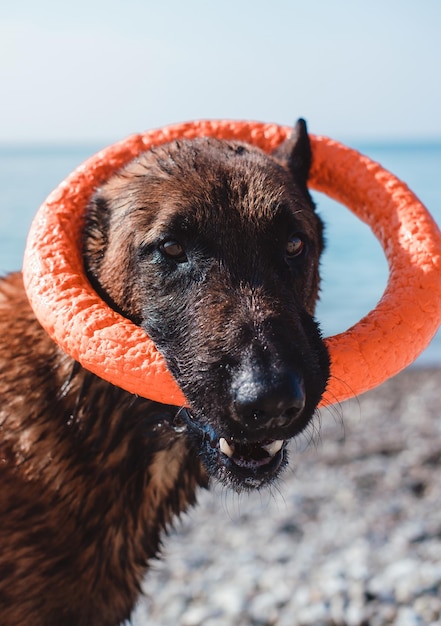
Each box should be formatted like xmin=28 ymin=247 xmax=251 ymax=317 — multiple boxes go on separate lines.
xmin=84 ymin=119 xmax=330 ymax=490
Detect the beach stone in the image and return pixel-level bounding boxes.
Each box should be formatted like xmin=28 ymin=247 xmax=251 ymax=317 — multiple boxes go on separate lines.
xmin=395 ymin=606 xmax=425 ymax=626
xmin=210 ymin=584 xmax=245 ymax=617
xmin=247 ymin=591 xmax=280 ymax=624
xmin=180 ymin=603 xmax=222 ymax=626
xmin=130 ymin=367 xmax=441 ymax=626
xmin=295 ymin=601 xmax=329 ymax=624
xmin=414 ymin=595 xmax=441 ymax=623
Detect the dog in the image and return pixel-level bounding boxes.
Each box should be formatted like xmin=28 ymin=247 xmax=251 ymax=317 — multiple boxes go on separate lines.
xmin=0 ymin=119 xmax=330 ymax=625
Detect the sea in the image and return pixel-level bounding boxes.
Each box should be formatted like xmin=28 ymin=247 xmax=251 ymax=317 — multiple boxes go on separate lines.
xmin=0 ymin=139 xmax=440 ymax=367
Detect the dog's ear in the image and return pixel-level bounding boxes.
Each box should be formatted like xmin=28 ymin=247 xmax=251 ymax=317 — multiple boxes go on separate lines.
xmin=273 ymin=118 xmax=312 ymax=194
xmin=83 ymin=194 xmax=110 ymax=282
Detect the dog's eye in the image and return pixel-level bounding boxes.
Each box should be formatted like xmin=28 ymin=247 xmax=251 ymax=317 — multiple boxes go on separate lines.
xmin=285 ymin=235 xmax=305 ymax=259
xmin=160 ymin=240 xmax=187 ymax=262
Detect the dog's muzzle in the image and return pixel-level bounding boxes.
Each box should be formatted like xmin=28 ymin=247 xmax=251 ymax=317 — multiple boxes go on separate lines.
xmin=173 ymin=407 xmax=291 ymax=489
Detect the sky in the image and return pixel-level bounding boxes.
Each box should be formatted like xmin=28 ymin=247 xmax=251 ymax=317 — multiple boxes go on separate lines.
xmin=1 ymin=0 xmax=440 ymax=144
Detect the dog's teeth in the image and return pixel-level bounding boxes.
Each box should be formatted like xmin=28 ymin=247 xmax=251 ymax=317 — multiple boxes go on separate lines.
xmin=262 ymin=440 xmax=284 ymax=457
xmin=219 ymin=437 xmax=234 ymax=458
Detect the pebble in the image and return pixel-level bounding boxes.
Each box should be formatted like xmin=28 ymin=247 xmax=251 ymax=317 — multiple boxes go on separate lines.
xmin=129 ymin=368 xmax=441 ymax=625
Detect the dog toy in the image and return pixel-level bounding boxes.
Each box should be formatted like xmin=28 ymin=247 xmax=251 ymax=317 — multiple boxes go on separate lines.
xmin=23 ymin=120 xmax=441 ymax=407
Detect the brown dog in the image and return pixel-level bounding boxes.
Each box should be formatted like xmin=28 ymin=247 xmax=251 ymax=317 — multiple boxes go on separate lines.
xmin=0 ymin=119 xmax=329 ymax=625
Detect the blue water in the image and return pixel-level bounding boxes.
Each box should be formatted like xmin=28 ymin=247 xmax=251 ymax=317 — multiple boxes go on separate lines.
xmin=0 ymin=140 xmax=440 ymax=367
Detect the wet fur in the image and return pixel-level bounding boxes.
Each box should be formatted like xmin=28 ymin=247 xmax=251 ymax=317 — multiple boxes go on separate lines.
xmin=0 ymin=121 xmax=329 ymax=625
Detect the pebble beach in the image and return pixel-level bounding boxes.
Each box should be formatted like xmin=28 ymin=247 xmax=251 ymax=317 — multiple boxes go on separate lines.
xmin=129 ymin=366 xmax=441 ymax=626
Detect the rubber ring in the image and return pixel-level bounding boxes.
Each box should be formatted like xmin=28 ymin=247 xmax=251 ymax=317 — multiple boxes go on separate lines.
xmin=22 ymin=120 xmax=441 ymax=406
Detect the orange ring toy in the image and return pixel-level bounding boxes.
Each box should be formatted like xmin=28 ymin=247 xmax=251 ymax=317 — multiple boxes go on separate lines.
xmin=22 ymin=120 xmax=441 ymax=407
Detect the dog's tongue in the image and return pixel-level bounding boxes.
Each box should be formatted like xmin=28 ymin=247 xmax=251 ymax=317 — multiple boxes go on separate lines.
xmin=219 ymin=437 xmax=284 ymax=468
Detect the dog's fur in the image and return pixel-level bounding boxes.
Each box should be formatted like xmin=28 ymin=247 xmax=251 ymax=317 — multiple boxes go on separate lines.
xmin=0 ymin=120 xmax=329 ymax=625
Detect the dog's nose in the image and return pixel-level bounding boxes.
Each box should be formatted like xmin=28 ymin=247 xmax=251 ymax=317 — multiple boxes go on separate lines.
xmin=233 ymin=371 xmax=306 ymax=429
